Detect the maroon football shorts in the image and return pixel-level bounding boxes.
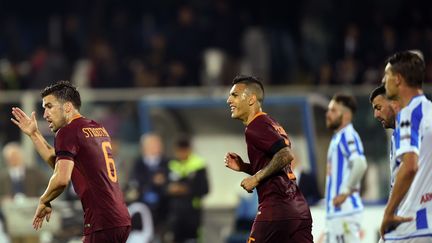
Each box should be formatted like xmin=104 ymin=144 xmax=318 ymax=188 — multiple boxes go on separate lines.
xmin=83 ymin=226 xmax=131 ymax=243
xmin=247 ymin=219 xmax=313 ymax=243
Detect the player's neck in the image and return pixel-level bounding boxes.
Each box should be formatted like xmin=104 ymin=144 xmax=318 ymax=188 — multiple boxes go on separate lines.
xmin=335 ymin=120 xmax=351 ymax=133
xmin=399 ymin=87 xmax=423 ymax=108
xmin=66 ymin=112 xmax=82 ymax=124
xmin=245 ymin=107 xmax=264 ymax=125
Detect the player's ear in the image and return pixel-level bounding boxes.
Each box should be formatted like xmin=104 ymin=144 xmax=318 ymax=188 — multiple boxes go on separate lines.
xmin=395 ymin=73 xmax=403 ymax=86
xmin=64 ymin=102 xmax=73 ymax=112
xmin=248 ymin=94 xmax=257 ymax=106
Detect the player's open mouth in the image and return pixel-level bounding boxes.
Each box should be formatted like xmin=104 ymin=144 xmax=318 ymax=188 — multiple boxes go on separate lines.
xmin=230 ymin=106 xmax=236 ymax=112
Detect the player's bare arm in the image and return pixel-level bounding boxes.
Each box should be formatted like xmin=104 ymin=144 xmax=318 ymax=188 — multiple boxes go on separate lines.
xmin=224 ymin=152 xmax=253 ymax=175
xmin=380 ymin=152 xmax=417 ymax=237
xmin=334 ymin=156 xmax=367 ymax=207
xmin=11 ymin=107 xmax=56 ymax=169
xmin=33 ymin=159 xmax=74 ymax=230
xmin=241 ymin=147 xmax=293 ymax=192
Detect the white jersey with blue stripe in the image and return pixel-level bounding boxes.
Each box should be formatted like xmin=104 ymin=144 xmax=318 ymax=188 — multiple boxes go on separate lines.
xmin=389 ymin=132 xmax=402 ymax=195
xmin=325 ymin=123 xmax=365 ymax=219
xmin=385 ymin=95 xmax=432 ymax=240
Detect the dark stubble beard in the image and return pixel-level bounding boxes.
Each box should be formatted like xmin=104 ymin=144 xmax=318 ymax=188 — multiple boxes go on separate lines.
xmin=327 ymin=115 xmax=343 ymax=131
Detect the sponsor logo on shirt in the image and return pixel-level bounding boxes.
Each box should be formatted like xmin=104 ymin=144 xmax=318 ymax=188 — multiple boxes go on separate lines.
xmin=420 ymin=193 xmax=432 ymax=204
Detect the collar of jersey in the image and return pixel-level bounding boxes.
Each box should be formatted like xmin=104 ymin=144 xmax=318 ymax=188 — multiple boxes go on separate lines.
xmin=247 ymin=112 xmax=267 ymax=126
xmin=407 ymin=94 xmax=425 ymax=106
xmin=70 ymin=114 xmax=82 ymax=123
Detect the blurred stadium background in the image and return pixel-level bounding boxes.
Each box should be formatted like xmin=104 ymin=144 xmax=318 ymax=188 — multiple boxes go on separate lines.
xmin=0 ymin=0 xmax=431 ymax=242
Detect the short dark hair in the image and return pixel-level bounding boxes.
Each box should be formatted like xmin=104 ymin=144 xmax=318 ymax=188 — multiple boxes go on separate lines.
xmin=41 ymin=80 xmax=81 ymax=110
xmin=232 ymin=75 xmax=265 ymax=102
xmin=176 ymin=134 xmax=191 ymax=149
xmin=386 ymin=50 xmax=425 ymax=88
xmin=369 ymin=84 xmax=386 ymax=103
xmin=332 ymin=93 xmax=357 ymax=114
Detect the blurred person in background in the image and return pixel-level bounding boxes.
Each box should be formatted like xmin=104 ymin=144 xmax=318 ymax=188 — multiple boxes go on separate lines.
xmin=166 ymin=135 xmax=209 ymax=243
xmin=379 ymin=51 xmax=432 ymax=242
xmin=0 ymin=142 xmax=48 ymax=243
xmin=225 ymin=75 xmax=313 ymax=243
xmin=0 ymin=211 xmax=9 ymax=243
xmin=291 ymin=153 xmax=322 ymax=206
xmin=0 ymin=142 xmax=47 ymax=201
xmin=324 ymin=93 xmax=367 ymax=243
xmin=11 ymin=80 xmax=131 ymax=243
xmin=127 ymin=133 xmax=170 ymax=242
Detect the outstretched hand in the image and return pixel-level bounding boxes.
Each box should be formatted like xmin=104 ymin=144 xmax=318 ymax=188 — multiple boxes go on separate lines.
xmin=224 ymin=152 xmax=244 ymax=172
xmin=11 ymin=107 xmax=38 ymax=136
xmin=33 ymin=202 xmax=52 ymax=230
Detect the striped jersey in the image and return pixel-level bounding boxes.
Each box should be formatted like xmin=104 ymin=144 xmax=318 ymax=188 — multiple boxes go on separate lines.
xmin=389 ymin=132 xmax=402 ymax=195
xmin=325 ymin=123 xmax=365 ymax=218
xmin=385 ymin=95 xmax=432 ymax=240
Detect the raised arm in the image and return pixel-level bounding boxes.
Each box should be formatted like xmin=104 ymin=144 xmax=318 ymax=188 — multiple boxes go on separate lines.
xmin=240 ymin=147 xmax=293 ymax=193
xmin=11 ymin=107 xmax=56 ymax=169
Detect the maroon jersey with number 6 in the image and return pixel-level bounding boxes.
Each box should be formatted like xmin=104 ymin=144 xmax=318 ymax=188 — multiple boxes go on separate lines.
xmin=55 ymin=116 xmax=131 ymax=235
xmin=245 ymin=113 xmax=311 ymax=221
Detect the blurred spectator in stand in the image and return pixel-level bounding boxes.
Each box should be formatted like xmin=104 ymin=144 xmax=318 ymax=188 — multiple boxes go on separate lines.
xmin=62 ymin=14 xmax=85 ymax=64
xmin=109 ymin=9 xmax=138 ymax=62
xmin=131 ymin=32 xmax=168 ymax=87
xmin=316 ymin=62 xmax=334 ymax=85
xmin=0 ymin=142 xmax=48 ymax=243
xmin=167 ymin=135 xmax=209 ymax=243
xmin=88 ymin=38 xmax=133 ymax=88
xmin=203 ymin=0 xmax=242 ymax=85
xmin=165 ymin=5 xmax=204 ymax=86
xmin=28 ymin=47 xmax=70 ymax=89
xmin=240 ymin=27 xmax=270 ymax=83
xmin=126 ymin=133 xmax=170 ymax=242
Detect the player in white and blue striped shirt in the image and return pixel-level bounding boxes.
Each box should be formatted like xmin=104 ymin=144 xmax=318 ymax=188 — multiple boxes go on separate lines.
xmin=325 ymin=94 xmax=368 ymax=243
xmin=370 ymin=84 xmax=401 ymax=193
xmin=381 ymin=50 xmax=432 ymax=242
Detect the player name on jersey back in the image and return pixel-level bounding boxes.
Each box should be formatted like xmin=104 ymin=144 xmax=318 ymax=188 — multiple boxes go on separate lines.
xmin=82 ymin=127 xmax=110 ymax=138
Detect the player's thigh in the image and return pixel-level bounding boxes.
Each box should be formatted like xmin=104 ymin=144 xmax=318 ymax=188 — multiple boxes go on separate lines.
xmin=83 ymin=226 xmax=131 ymax=243
xmin=249 ymin=219 xmax=313 ymax=243
xmin=290 ymin=218 xmax=313 ymax=243
xmin=326 ymin=216 xmax=361 ymax=243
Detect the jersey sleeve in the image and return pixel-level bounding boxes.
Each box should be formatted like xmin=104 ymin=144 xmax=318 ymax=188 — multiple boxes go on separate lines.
xmin=340 ymin=130 xmax=365 ymax=162
xmin=247 ymin=119 xmax=288 ymax=156
xmin=55 ymin=126 xmax=79 ymax=161
xmin=395 ymin=107 xmax=422 ymax=159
